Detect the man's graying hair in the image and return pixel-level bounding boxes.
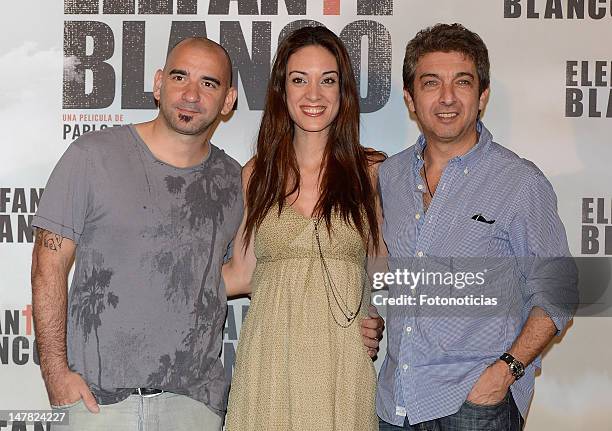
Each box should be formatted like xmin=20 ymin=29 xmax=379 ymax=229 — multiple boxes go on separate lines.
xmin=403 ymin=23 xmax=490 ymax=97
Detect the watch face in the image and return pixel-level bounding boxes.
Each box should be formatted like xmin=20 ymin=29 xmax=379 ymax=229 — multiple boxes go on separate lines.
xmin=501 ymin=353 xmax=525 ymax=378
xmin=510 ymin=362 xmax=524 ymax=377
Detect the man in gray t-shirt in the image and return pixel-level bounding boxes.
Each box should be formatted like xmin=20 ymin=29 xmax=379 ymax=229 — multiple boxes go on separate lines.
xmin=31 ymin=38 xmax=240 ymax=430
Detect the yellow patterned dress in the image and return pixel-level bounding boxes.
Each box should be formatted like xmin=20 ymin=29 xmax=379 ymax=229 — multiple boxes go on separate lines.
xmin=225 ymin=205 xmax=378 ymax=431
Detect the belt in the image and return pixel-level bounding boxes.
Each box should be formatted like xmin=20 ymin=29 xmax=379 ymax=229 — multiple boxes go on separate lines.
xmin=132 ymin=388 xmax=165 ymax=397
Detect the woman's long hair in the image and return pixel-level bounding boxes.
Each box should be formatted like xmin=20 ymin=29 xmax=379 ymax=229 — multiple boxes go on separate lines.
xmin=243 ymin=26 xmax=385 ymax=251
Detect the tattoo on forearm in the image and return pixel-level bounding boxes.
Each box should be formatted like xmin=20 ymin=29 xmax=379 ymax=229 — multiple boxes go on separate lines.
xmin=36 ymin=229 xmax=64 ymax=251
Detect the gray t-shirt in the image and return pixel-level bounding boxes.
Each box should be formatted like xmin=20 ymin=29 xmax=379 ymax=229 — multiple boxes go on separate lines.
xmin=33 ymin=125 xmax=243 ymax=416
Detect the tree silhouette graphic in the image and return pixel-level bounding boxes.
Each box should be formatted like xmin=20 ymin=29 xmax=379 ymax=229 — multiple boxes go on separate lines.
xmin=71 ymin=259 xmax=118 ymax=388
xmin=146 ymin=154 xmax=238 ymax=390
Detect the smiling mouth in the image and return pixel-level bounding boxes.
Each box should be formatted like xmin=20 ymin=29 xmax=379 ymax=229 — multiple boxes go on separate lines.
xmin=436 ymin=112 xmax=459 ymax=119
xmin=301 ymin=106 xmax=326 ymax=117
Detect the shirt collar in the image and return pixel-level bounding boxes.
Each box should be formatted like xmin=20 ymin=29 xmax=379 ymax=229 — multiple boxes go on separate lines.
xmin=413 ymin=120 xmax=493 ymax=174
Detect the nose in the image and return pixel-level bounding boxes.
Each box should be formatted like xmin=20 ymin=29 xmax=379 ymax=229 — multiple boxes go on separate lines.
xmin=305 ymin=81 xmax=321 ymax=102
xmin=439 ymin=82 xmax=456 ymax=105
xmin=182 ymin=81 xmax=200 ymax=103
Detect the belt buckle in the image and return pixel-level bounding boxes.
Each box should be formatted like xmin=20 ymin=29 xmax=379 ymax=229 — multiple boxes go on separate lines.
xmin=136 ymin=388 xmax=164 ymax=398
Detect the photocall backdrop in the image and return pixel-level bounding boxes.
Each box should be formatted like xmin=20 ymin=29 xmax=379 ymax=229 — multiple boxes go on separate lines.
xmin=1 ymin=1 xmax=611 ymax=429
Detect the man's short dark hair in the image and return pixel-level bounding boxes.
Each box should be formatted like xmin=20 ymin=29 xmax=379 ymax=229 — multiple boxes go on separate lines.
xmin=403 ymin=23 xmax=490 ymax=97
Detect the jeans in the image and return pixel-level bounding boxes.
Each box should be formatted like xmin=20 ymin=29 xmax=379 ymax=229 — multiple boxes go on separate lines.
xmin=52 ymin=392 xmax=223 ymax=431
xmin=379 ymin=392 xmax=524 ymax=431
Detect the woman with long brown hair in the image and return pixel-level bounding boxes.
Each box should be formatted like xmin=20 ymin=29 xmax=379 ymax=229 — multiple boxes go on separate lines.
xmin=222 ymin=26 xmax=385 ymax=430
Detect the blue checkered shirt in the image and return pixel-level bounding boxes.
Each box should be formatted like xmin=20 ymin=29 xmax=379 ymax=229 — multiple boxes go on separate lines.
xmin=376 ymin=122 xmax=578 ymax=426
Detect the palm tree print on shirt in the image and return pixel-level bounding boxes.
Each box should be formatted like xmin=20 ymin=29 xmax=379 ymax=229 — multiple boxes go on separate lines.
xmin=71 ymin=251 xmax=119 ymax=388
xmin=146 ymin=153 xmax=238 ymax=392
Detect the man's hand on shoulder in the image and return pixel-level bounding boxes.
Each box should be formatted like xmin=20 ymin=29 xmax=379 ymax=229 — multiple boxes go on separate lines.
xmin=46 ymin=368 xmax=99 ymax=413
xmin=466 ymin=360 xmax=514 ymax=406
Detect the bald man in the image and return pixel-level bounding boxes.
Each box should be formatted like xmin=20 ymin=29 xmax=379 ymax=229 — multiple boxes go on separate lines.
xmin=32 ymin=38 xmax=239 ymax=430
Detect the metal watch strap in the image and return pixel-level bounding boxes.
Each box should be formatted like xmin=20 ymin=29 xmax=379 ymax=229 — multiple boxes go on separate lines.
xmin=500 ymin=352 xmax=525 ymax=380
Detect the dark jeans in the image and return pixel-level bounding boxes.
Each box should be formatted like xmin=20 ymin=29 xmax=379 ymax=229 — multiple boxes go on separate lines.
xmin=379 ymin=393 xmax=524 ymax=431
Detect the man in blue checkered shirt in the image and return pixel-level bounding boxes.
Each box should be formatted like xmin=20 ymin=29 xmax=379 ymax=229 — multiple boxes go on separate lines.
xmin=376 ymin=23 xmax=578 ymax=430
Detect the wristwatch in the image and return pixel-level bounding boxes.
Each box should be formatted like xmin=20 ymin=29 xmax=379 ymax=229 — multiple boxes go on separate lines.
xmin=499 ymin=353 xmax=525 ymax=380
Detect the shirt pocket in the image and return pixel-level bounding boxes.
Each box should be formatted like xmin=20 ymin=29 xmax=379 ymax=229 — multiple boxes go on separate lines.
xmin=443 ymin=218 xmax=495 ymax=298
xmin=453 ymin=218 xmax=495 ymax=257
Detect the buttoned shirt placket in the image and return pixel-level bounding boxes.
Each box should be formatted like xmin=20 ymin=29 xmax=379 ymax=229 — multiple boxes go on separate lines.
xmin=396 ymin=140 xmax=468 ymax=424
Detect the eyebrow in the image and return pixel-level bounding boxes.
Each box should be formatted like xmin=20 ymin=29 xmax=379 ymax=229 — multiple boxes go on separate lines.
xmin=168 ymin=69 xmax=222 ymax=86
xmin=288 ymin=70 xmax=339 ymax=75
xmin=419 ymin=72 xmax=475 ymax=80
